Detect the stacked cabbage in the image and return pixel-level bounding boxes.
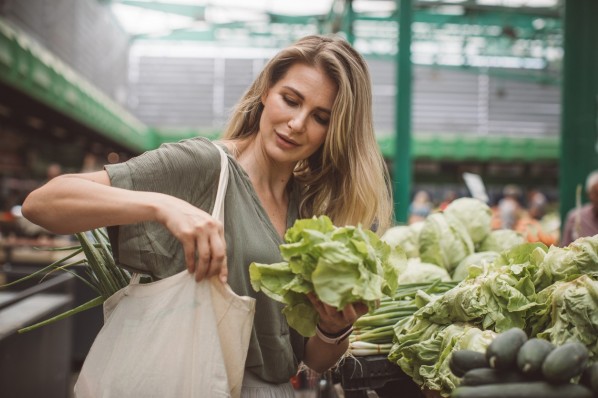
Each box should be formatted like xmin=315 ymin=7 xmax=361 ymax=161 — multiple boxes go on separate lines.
xmin=389 ymin=234 xmax=598 ymax=397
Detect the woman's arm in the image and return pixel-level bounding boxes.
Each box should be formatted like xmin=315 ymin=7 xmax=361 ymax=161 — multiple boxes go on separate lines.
xmin=302 ymin=293 xmax=368 ymax=373
xmin=23 ymin=171 xmax=162 ymax=234
xmin=22 ymin=172 xmax=228 ymax=282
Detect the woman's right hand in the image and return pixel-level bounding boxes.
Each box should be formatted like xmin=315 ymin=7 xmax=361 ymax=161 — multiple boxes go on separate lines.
xmin=23 ymin=171 xmax=228 ymax=283
xmin=156 ymin=196 xmax=228 ymax=283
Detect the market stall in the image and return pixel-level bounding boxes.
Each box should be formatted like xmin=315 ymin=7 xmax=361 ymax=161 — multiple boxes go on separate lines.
xmin=325 ymin=197 xmax=598 ymax=397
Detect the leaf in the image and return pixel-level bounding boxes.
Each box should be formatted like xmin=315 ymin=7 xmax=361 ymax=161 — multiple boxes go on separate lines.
xmin=18 ymin=296 xmax=104 ymax=333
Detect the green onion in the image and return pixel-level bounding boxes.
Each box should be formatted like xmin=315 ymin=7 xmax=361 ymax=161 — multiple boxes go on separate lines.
xmin=0 ymin=228 xmax=132 ymax=333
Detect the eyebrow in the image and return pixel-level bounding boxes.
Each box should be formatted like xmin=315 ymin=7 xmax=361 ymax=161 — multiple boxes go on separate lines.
xmin=282 ymin=86 xmax=332 ymax=115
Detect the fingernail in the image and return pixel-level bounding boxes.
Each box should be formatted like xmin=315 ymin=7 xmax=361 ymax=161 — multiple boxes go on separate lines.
xmin=220 ymin=275 xmax=227 ymax=284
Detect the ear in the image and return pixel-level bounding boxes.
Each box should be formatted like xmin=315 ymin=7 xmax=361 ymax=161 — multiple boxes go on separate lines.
xmin=261 ymin=92 xmax=268 ymax=105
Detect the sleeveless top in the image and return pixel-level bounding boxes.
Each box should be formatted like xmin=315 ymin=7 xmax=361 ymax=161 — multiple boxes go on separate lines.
xmin=104 ymin=137 xmax=305 ymax=383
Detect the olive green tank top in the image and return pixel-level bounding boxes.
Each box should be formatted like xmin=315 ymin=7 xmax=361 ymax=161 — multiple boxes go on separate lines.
xmin=105 ymin=137 xmax=305 ymax=383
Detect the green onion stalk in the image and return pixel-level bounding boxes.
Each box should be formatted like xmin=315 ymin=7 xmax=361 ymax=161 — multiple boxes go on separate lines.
xmin=0 ymin=229 xmax=131 ymax=333
xmin=348 ymin=280 xmax=457 ymax=356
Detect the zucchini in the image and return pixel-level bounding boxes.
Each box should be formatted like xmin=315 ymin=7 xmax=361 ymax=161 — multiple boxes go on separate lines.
xmin=451 ymin=381 xmax=593 ymax=398
xmin=449 ymin=350 xmax=489 ymax=377
xmin=542 ymin=341 xmax=589 ymax=384
xmin=516 ymin=337 xmax=555 ymax=377
xmin=485 ymin=327 xmax=528 ymax=370
xmin=461 ymin=368 xmax=529 ymax=386
xmin=580 ymin=362 xmax=598 ymax=394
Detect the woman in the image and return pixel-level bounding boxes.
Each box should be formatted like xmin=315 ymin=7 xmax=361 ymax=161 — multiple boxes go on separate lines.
xmin=22 ymin=34 xmax=393 ymax=396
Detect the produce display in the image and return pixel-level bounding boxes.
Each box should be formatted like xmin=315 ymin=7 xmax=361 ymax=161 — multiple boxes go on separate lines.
xmin=449 ymin=328 xmax=594 ymax=398
xmin=343 ymin=197 xmax=598 ymax=397
xmin=246 ymin=198 xmax=598 ymax=397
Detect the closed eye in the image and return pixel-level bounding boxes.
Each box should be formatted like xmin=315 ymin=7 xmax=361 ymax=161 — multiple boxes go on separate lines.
xmin=314 ymin=113 xmax=330 ymax=125
xmin=282 ymin=96 xmax=298 ymax=107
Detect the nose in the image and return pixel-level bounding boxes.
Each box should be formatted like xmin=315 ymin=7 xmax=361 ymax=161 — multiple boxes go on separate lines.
xmin=287 ymin=111 xmax=308 ymax=133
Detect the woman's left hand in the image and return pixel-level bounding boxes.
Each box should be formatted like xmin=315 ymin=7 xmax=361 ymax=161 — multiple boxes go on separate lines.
xmin=306 ymin=292 xmax=368 ymax=334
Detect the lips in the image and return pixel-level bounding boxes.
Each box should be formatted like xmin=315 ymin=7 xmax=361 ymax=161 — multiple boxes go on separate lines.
xmin=276 ymin=132 xmax=299 ymax=147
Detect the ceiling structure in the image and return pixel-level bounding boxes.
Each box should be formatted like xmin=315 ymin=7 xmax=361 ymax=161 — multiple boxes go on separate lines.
xmin=108 ymin=0 xmax=563 ymax=77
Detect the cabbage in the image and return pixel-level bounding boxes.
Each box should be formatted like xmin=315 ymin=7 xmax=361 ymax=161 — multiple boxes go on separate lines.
xmin=398 ymin=258 xmax=451 ymax=284
xmin=452 ymin=251 xmax=500 ymax=282
xmin=419 ymin=213 xmax=474 ymax=273
xmin=381 ymin=224 xmax=421 ymax=258
xmin=536 ymin=275 xmax=598 ymax=358
xmin=533 ymin=235 xmax=598 ymax=291
xmin=478 ymin=229 xmax=525 ymax=253
xmin=389 ymin=320 xmax=496 ymax=396
xmin=444 ymin=197 xmax=492 ymax=244
xmin=418 ymin=263 xmax=539 ymax=332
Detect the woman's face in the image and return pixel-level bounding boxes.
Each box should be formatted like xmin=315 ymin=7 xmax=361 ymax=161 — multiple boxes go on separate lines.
xmin=259 ymin=63 xmax=338 ymax=166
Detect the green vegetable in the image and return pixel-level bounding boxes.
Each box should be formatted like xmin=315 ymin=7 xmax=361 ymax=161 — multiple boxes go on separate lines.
xmin=452 ymin=251 xmax=499 ymax=282
xmin=486 ymin=327 xmax=528 ymax=370
xmin=0 ymin=229 xmax=130 ymax=333
xmin=389 ymin=322 xmax=496 ymax=397
xmin=516 ymin=338 xmax=555 ymax=377
xmin=444 ymin=197 xmax=492 ymax=245
xmin=542 ymin=341 xmax=589 ymax=384
xmin=478 ymin=229 xmax=525 ymax=253
xmin=461 ymin=368 xmax=529 ymax=386
xmin=397 ymin=259 xmax=451 ymax=284
xmin=380 ymin=224 xmax=421 ymax=258
xmin=249 ymin=215 xmax=399 ymax=337
xmin=449 ymin=350 xmax=488 ymax=377
xmin=533 ymin=235 xmax=598 ymax=291
xmin=451 ymin=381 xmax=592 ymax=398
xmin=536 ymin=275 xmax=598 ymax=356
xmin=418 ymin=212 xmax=474 ymax=273
xmin=580 ymin=362 xmax=598 ymax=394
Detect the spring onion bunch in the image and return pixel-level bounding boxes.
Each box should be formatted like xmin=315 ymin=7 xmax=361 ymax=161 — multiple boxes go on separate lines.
xmin=1 ymin=229 xmax=130 ymax=333
xmin=349 ymin=281 xmax=457 ymax=356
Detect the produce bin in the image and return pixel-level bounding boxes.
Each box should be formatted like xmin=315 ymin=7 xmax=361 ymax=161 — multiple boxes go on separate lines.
xmin=334 ymin=354 xmax=425 ymax=398
xmin=1 ymin=261 xmax=103 ymax=367
xmin=0 ymin=272 xmax=75 ymax=398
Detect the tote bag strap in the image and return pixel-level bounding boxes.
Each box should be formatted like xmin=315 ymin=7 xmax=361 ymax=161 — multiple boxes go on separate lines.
xmin=127 ymin=143 xmax=229 ymax=286
xmin=212 ymin=143 xmax=229 ymax=223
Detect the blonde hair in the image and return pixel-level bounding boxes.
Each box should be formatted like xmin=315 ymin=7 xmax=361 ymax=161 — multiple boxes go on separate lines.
xmin=222 ymin=35 xmax=393 ymax=233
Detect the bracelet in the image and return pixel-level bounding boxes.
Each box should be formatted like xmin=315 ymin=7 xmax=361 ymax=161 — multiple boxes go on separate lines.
xmin=315 ymin=323 xmax=353 ymax=345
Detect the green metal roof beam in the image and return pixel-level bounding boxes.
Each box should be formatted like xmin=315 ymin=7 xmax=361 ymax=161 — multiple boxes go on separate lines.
xmin=134 ymin=28 xmax=215 ymax=41
xmin=414 ymin=0 xmax=561 ymax=19
xmin=379 ymin=135 xmax=559 ymax=161
xmin=118 ymin=0 xmax=205 ymax=19
xmin=152 ymin=128 xmax=559 ymax=162
xmin=357 ymin=10 xmax=561 ymax=34
xmin=0 ymin=18 xmax=152 ymax=153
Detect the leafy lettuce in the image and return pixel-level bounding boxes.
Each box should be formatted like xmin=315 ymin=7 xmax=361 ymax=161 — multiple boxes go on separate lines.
xmin=249 ymin=215 xmax=400 ymax=337
xmin=389 ymin=320 xmax=495 ymax=396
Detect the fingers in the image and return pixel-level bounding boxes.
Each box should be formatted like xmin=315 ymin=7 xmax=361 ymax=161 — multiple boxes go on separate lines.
xmin=176 ymin=216 xmax=226 ymax=283
xmin=193 ymin=233 xmax=227 ymax=282
xmin=308 ymin=292 xmax=367 ymax=333
xmin=194 ymin=233 xmax=212 ymax=281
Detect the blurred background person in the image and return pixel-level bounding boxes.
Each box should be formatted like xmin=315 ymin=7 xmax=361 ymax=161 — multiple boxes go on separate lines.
xmin=527 ymin=188 xmax=548 ymax=220
xmin=561 ymin=170 xmax=598 ymax=246
xmin=438 ymin=190 xmax=458 ymax=211
xmin=498 ymin=184 xmax=523 ymax=229
xmin=408 ymin=190 xmax=433 ymax=224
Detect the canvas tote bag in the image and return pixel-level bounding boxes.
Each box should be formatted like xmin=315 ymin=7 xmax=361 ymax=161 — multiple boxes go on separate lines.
xmin=75 ymin=145 xmax=256 ymax=398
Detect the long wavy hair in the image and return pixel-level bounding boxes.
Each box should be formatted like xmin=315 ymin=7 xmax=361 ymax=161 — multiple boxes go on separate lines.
xmin=222 ymin=34 xmax=393 ymax=234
